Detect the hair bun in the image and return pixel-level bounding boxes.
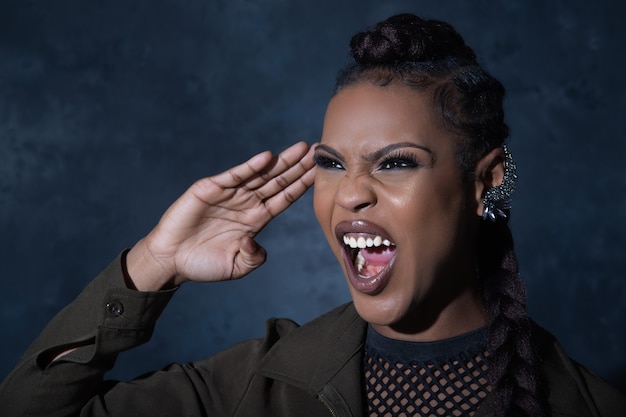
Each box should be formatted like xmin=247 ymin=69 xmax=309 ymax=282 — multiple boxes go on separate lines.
xmin=350 ymin=14 xmax=476 ymax=65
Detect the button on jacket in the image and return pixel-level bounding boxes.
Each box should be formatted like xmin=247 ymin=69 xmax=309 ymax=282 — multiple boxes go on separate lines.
xmin=1 ymin=253 xmax=624 ymax=416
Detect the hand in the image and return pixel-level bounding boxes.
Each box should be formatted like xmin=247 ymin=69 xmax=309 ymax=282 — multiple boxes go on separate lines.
xmin=126 ymin=141 xmax=316 ymax=291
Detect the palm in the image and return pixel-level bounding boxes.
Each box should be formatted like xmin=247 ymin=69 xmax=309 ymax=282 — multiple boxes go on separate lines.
xmin=163 ymin=176 xmax=285 ymax=281
xmin=133 ymin=142 xmax=316 ymax=288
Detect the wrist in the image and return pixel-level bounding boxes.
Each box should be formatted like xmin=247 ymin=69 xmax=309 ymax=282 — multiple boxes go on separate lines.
xmin=125 ymin=239 xmax=177 ymax=291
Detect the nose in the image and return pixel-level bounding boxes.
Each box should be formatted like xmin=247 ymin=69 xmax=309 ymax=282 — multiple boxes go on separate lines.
xmin=335 ymin=173 xmax=377 ymax=212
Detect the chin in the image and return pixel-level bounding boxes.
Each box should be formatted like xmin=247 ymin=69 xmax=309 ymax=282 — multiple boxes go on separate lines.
xmin=350 ymin=292 xmax=410 ymax=327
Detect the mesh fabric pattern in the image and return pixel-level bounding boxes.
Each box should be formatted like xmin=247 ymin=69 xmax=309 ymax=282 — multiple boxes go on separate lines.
xmin=364 ymin=326 xmax=490 ymax=417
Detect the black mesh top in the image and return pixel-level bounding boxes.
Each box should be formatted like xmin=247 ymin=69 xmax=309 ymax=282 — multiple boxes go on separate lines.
xmin=364 ymin=325 xmax=491 ymax=417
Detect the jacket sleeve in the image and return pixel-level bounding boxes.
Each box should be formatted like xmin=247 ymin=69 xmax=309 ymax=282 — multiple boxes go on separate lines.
xmin=0 ymin=252 xmax=177 ymax=417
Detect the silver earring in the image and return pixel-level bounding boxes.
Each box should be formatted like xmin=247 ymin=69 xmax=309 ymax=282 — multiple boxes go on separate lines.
xmin=482 ymin=145 xmax=517 ymax=221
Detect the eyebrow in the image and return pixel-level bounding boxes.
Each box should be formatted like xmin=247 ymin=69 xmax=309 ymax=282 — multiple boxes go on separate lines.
xmin=314 ymin=144 xmax=345 ymax=162
xmin=314 ymin=142 xmax=433 ymax=163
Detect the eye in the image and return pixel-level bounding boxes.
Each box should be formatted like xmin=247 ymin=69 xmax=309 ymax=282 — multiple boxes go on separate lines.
xmin=378 ymin=153 xmax=419 ymax=170
xmin=313 ymin=154 xmax=345 ymax=170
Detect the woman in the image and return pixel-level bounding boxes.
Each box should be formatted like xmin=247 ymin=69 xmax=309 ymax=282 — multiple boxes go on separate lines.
xmin=1 ymin=13 xmax=623 ymax=417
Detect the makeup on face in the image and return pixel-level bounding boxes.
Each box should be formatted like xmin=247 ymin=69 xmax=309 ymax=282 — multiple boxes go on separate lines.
xmin=313 ymin=82 xmax=484 ymax=338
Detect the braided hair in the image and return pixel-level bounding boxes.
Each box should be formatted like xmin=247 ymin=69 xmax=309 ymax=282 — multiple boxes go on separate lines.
xmin=336 ymin=14 xmax=546 ymax=417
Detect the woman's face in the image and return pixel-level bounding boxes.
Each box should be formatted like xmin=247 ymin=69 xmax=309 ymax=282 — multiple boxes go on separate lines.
xmin=313 ymin=82 xmax=485 ymax=340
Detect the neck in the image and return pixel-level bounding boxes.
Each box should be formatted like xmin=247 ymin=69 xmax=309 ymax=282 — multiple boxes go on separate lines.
xmin=371 ymin=285 xmax=486 ymax=342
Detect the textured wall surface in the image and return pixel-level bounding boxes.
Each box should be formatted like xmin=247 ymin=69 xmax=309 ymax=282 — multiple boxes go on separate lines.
xmin=1 ymin=0 xmax=625 ymax=391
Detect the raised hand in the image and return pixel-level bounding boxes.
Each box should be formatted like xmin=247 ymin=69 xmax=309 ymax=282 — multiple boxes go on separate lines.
xmin=126 ymin=141 xmax=316 ymax=291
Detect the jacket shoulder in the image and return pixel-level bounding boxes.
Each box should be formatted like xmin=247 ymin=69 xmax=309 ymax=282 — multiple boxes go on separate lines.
xmin=531 ymin=322 xmax=626 ymax=416
xmin=264 ymin=302 xmax=359 ymax=340
xmin=202 ymin=302 xmax=360 ymax=375
xmin=192 ymin=302 xmax=364 ymax=414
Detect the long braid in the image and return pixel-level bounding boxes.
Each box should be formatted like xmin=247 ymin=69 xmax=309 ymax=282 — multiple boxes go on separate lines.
xmin=337 ymin=14 xmax=547 ymax=416
xmin=479 ymin=219 xmax=546 ymax=417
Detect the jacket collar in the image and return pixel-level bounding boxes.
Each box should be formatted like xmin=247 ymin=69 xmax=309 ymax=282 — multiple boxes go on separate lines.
xmin=255 ymin=303 xmax=366 ymax=415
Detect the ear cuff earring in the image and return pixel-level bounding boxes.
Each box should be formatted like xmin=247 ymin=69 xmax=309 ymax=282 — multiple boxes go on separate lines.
xmin=482 ymin=145 xmax=517 ymax=222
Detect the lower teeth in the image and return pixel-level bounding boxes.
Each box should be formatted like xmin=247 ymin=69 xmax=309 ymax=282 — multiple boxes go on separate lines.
xmin=356 ymin=251 xmax=366 ymax=273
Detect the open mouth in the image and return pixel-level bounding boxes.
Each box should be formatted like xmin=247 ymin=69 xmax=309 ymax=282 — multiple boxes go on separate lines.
xmin=342 ymin=233 xmax=396 ymax=278
xmin=334 ymin=220 xmax=396 ymax=295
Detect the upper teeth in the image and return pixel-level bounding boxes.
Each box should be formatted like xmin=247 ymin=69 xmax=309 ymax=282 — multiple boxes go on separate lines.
xmin=343 ymin=235 xmax=393 ymax=249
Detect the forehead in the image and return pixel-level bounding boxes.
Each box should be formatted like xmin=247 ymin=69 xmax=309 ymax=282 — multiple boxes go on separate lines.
xmin=321 ymin=82 xmax=453 ymax=150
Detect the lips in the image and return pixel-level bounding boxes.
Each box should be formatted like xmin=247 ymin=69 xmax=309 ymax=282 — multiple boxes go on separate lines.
xmin=335 ymin=220 xmax=396 ymax=295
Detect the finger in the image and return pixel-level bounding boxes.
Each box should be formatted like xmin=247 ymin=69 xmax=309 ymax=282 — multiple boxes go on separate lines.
xmin=244 ymin=141 xmax=311 ymax=191
xmin=232 ymin=237 xmax=267 ymax=278
xmin=253 ymin=143 xmax=316 ymax=202
xmin=263 ymin=162 xmax=316 ymax=218
xmin=209 ymin=149 xmax=274 ymax=190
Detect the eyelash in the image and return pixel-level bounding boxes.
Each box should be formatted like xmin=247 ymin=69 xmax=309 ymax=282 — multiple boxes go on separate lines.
xmin=378 ymin=152 xmax=419 ymax=170
xmin=313 ymin=154 xmax=344 ymax=170
xmin=313 ymin=151 xmax=420 ymax=171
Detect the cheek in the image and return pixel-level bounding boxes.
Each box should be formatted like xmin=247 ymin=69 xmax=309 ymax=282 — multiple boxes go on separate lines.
xmin=312 ymin=168 xmax=341 ymax=209
xmin=312 ymin=178 xmax=332 ymax=226
xmin=312 ymin=180 xmax=345 ymax=264
xmin=388 ymin=180 xmax=466 ymax=240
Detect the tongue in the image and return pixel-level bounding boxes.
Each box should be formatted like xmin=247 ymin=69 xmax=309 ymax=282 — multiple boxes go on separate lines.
xmin=356 ymin=246 xmax=395 ymax=278
xmin=361 ymin=246 xmax=395 ymax=265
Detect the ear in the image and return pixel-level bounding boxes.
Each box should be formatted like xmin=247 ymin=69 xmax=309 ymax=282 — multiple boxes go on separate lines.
xmin=473 ymin=147 xmax=505 ymax=217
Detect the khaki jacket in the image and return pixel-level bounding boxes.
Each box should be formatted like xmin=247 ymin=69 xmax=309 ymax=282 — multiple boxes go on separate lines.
xmin=1 ymin=254 xmax=624 ymax=416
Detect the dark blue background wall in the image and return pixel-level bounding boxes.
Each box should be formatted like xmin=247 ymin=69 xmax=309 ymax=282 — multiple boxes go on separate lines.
xmin=1 ymin=0 xmax=625 ymax=391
